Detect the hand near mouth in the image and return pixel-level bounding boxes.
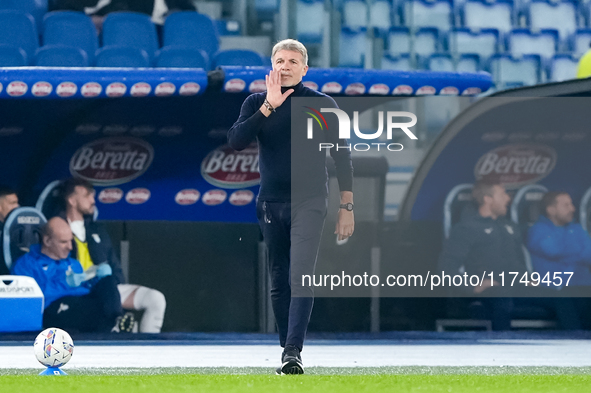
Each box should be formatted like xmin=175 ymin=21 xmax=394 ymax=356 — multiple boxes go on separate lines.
xmin=265 ymin=69 xmax=294 ymax=109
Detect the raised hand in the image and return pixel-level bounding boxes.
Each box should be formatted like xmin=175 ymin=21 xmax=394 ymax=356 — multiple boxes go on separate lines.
xmin=265 ymin=69 xmax=294 ymax=109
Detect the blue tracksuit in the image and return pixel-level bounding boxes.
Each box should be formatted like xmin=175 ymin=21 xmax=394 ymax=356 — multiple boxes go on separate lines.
xmin=11 ymin=244 xmax=90 ymax=309
xmin=527 ymin=216 xmax=591 ymax=287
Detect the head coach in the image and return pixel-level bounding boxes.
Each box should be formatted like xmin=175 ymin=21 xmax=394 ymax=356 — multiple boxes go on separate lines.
xmin=227 ymin=39 xmax=354 ymax=374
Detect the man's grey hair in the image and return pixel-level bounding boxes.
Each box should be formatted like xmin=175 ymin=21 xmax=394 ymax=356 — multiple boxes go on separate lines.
xmin=272 ymin=39 xmax=308 ymax=66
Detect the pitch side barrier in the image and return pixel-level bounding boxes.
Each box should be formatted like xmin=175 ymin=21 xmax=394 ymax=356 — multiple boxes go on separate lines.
xmin=0 ymin=66 xmax=491 ymax=332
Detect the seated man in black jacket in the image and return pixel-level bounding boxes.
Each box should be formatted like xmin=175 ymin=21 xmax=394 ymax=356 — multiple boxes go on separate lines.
xmin=57 ymin=178 xmax=166 ymax=333
xmin=438 ymin=180 xmax=525 ymax=330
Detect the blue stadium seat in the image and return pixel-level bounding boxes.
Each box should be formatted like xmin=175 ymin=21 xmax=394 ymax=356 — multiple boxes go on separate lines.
xmin=443 ymin=184 xmax=474 ymax=239
xmin=405 ymin=0 xmax=452 ymax=31
xmin=580 ymin=186 xmax=591 ymax=233
xmin=426 ymin=53 xmax=454 ymax=71
xmin=370 ymin=0 xmax=392 ymax=34
xmin=548 ymin=54 xmax=578 ymax=82
xmin=339 ymin=28 xmax=367 ymax=67
xmin=426 ymin=53 xmax=480 ymax=72
xmin=488 ymin=53 xmax=542 ymax=87
xmin=448 ymin=28 xmax=499 ymax=63
xmin=528 ymin=0 xmax=577 ymax=41
xmin=102 ymin=12 xmax=159 ymax=62
xmin=381 ymin=54 xmax=413 ymax=70
xmin=163 ymin=12 xmax=219 ymax=61
xmin=35 ymin=45 xmax=89 ymax=67
xmin=297 ymin=0 xmax=325 ymax=43
xmin=0 ymin=0 xmax=47 ymax=31
xmin=507 ymin=28 xmax=558 ymax=62
xmin=155 ymin=46 xmax=209 ymax=69
xmin=387 ymin=27 xmax=439 ymax=57
xmin=212 ymin=49 xmax=265 ymax=67
xmin=255 ymin=0 xmax=279 ymax=21
xmin=95 ymin=45 xmax=151 ymax=67
xmin=510 ymin=184 xmax=548 ymax=234
xmin=415 ymin=27 xmax=439 ymax=56
xmin=342 ymin=0 xmax=368 ymax=30
xmin=0 ymin=10 xmax=38 ymax=64
xmin=572 ymin=29 xmax=591 ymax=58
xmin=457 ymin=53 xmax=480 ymax=72
xmin=463 ymin=0 xmax=513 ymax=34
xmin=0 ymin=44 xmax=27 ymax=66
xmin=42 ymin=11 xmax=98 ymax=64
xmin=2 ymin=207 xmax=46 ymax=272
xmin=387 ymin=27 xmax=411 ymax=56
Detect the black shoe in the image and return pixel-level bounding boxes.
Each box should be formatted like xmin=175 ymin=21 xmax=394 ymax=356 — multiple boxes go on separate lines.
xmin=112 ymin=312 xmax=135 ymax=333
xmin=280 ymin=345 xmax=304 ymax=375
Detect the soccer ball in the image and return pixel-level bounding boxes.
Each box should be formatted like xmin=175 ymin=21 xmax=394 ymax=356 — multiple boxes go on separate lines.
xmin=33 ymin=328 xmax=74 ymax=368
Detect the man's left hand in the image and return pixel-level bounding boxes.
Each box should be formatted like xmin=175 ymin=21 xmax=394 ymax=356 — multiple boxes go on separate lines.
xmin=335 ymin=210 xmax=354 ymax=241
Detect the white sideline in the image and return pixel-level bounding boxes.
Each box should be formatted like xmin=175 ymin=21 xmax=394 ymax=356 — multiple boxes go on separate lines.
xmin=2 ymin=340 xmax=591 ymax=369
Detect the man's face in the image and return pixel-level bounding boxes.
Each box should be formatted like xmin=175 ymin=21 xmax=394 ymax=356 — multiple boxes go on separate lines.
xmin=548 ymin=194 xmax=575 ymax=226
xmin=488 ymin=185 xmax=511 ymax=217
xmin=272 ymin=49 xmax=308 ymax=87
xmin=44 ymin=224 xmax=73 ymax=260
xmin=0 ymin=193 xmax=19 ymax=222
xmin=71 ymin=186 xmax=96 ymax=216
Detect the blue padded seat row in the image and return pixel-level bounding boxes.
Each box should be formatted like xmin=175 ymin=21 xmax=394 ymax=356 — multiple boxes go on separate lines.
xmin=255 ymin=0 xmax=279 ymax=21
xmin=0 ymin=0 xmax=47 ymax=31
xmin=102 ymin=12 xmax=159 ymax=62
xmin=42 ymin=11 xmax=98 ymax=64
xmin=0 ymin=10 xmax=38 ymax=64
xmin=155 ymin=45 xmax=209 ymax=69
xmin=95 ymin=45 xmax=150 ymax=68
xmin=35 ymin=44 xmax=88 ymax=67
xmin=164 ymin=11 xmax=219 ymax=61
xmin=0 ymin=44 xmax=27 ymax=66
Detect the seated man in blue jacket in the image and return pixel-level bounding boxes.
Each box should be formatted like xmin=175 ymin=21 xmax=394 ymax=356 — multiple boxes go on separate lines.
xmin=528 ymin=191 xmax=591 ymax=287
xmin=11 ymin=217 xmax=133 ymax=333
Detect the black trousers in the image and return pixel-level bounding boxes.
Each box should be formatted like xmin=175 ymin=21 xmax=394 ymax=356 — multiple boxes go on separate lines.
xmin=43 ymin=275 xmax=123 ymax=333
xmin=257 ymin=197 xmax=327 ymax=351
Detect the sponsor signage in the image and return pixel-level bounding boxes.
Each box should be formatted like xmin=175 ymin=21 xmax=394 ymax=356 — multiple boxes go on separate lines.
xmin=474 ymin=144 xmax=557 ymax=188
xmin=201 ymin=144 xmax=260 ymax=189
xmin=70 ymin=137 xmax=154 ymax=186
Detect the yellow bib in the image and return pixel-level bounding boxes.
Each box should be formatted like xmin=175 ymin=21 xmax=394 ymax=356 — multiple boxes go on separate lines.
xmin=74 ymin=236 xmax=94 ymax=271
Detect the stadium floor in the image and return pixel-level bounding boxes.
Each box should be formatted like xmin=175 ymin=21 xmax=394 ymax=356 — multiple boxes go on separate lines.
xmin=3 ymin=331 xmax=591 ymax=369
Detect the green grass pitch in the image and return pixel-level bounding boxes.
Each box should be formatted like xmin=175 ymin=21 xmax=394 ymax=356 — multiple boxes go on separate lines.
xmin=2 ymin=367 xmax=591 ymax=392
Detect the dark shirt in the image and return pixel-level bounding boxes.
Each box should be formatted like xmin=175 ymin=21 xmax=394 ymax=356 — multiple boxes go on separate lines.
xmin=438 ymin=209 xmax=528 ymax=280
xmin=227 ymin=81 xmax=353 ymax=202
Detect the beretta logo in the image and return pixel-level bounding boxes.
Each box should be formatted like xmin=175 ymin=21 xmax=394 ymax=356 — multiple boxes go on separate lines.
xmin=179 ymin=82 xmax=201 ymax=96
xmin=225 ymin=78 xmax=246 ymax=93
xmin=345 ymin=83 xmax=366 ymax=95
xmin=81 ymin=82 xmax=102 ymax=97
xmin=7 ymin=81 xmax=27 ymax=97
xmin=98 ymin=188 xmax=123 ymax=204
xmin=201 ymin=143 xmax=260 ymax=189
xmin=106 ymin=82 xmax=127 ymax=97
xmin=57 ymin=82 xmax=77 ymax=97
xmin=131 ymin=82 xmax=151 ymax=97
xmin=248 ymin=80 xmax=266 ymax=93
xmin=229 ymin=190 xmax=254 ymax=206
xmin=303 ymin=81 xmax=318 ymax=90
xmin=175 ymin=189 xmax=200 ymax=205
xmin=70 ymin=137 xmax=154 ymax=186
xmin=155 ymin=82 xmax=176 ymax=96
xmin=126 ymin=188 xmax=151 ymax=204
xmin=474 ymin=144 xmax=557 ymax=188
xmin=202 ymin=189 xmax=227 ymax=206
xmin=32 ymin=81 xmax=53 ymax=97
